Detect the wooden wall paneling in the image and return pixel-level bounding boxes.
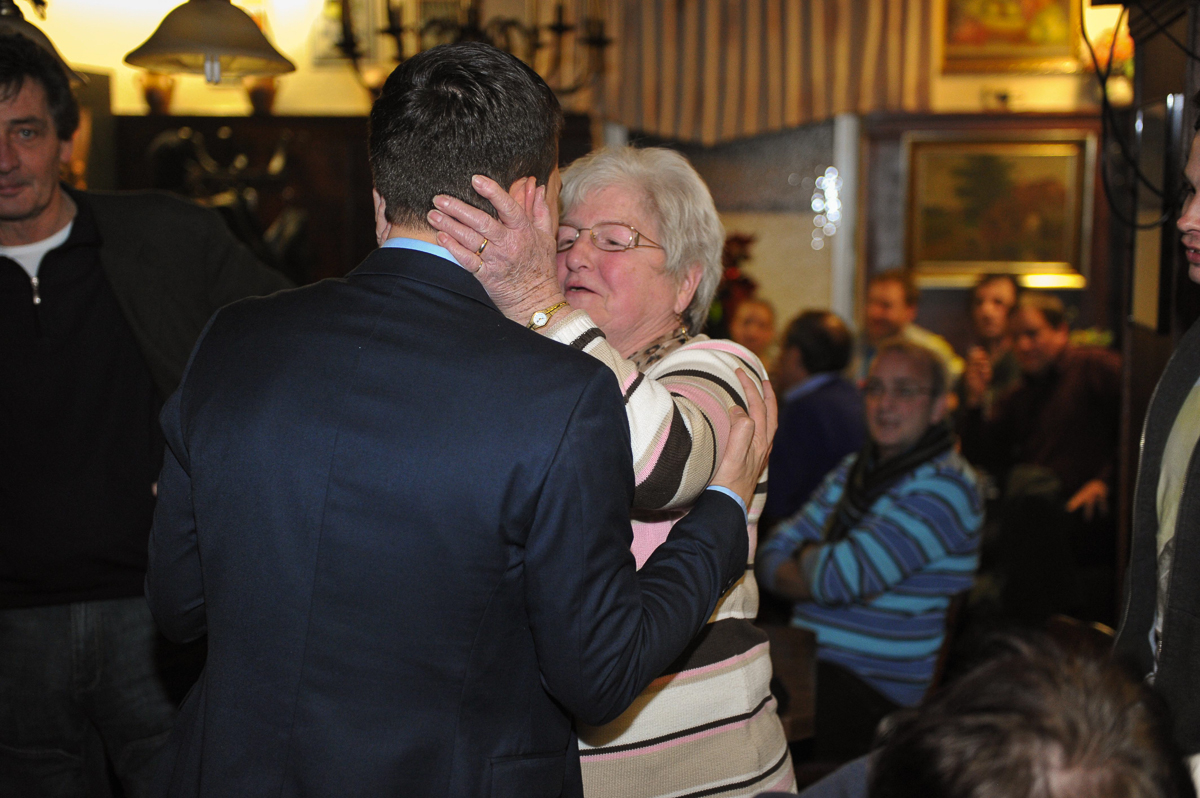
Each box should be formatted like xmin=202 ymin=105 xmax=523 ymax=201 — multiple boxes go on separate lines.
xmin=720 ymin=0 xmax=744 ymax=142
xmin=678 ymin=0 xmax=701 ymax=143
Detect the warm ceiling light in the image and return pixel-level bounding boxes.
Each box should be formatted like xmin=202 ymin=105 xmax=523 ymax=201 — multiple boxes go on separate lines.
xmin=0 ymin=0 xmax=84 ymax=84
xmin=124 ymin=0 xmax=296 ymax=85
xmin=1019 ymin=274 xmax=1087 ymax=289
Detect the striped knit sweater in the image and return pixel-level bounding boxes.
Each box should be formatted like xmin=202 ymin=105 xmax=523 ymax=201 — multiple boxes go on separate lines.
xmin=758 ymin=449 xmax=983 ymax=706
xmin=544 ymin=309 xmax=795 ymax=798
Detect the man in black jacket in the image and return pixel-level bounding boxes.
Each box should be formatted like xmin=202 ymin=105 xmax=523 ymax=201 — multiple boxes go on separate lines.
xmin=0 ymin=32 xmax=290 ymax=796
xmin=1115 ymin=107 xmax=1200 ymax=781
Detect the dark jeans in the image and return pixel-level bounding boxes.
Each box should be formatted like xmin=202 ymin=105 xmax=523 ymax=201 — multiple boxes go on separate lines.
xmin=0 ymin=597 xmax=204 ymax=798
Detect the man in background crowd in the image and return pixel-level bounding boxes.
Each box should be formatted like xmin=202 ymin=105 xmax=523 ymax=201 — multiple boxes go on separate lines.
xmin=959 ymin=273 xmax=1021 ymax=415
xmin=0 ymin=32 xmax=290 ymax=796
xmin=758 ymin=339 xmax=981 ymax=760
xmin=761 ymin=310 xmax=864 ymax=532
xmin=854 ymin=269 xmax=962 ymax=384
xmin=960 ymin=292 xmax=1121 ymax=623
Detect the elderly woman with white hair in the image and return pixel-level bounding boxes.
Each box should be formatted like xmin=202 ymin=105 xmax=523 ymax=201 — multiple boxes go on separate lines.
xmin=427 ymin=146 xmax=794 ymax=797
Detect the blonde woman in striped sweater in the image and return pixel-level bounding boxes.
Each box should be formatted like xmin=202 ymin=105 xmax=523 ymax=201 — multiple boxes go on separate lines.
xmin=429 ymin=146 xmax=794 ymax=797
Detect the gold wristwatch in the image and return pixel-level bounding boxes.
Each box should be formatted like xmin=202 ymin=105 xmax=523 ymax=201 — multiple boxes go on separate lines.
xmin=527 ymin=301 xmax=569 ymax=330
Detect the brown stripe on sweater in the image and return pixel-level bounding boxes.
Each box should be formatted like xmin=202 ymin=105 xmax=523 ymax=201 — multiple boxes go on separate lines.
xmin=623 ymin=371 xmax=645 ymax=403
xmin=570 ymin=327 xmax=605 ymax=350
xmin=679 ymin=747 xmax=792 ymax=798
xmin=632 ymin=404 xmax=693 ymax=508
xmin=656 ymin=369 xmax=747 ymax=412
xmin=579 ymin=693 xmax=775 ymax=758
xmin=659 ymin=617 xmax=768 ymax=677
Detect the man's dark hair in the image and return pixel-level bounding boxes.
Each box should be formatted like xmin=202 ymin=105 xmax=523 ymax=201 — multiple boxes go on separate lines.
xmin=0 ymin=32 xmax=78 ymax=141
xmin=368 ymin=42 xmax=563 ymax=229
xmin=869 ymin=269 xmax=919 ymax=307
xmin=970 ymin=273 xmax=1020 ymax=310
xmin=1018 ymin=291 xmax=1068 ymax=329
xmin=783 ymin=310 xmax=852 ymax=374
xmin=872 ymin=338 xmax=947 ymax=398
xmin=870 ymin=636 xmax=1194 ymax=798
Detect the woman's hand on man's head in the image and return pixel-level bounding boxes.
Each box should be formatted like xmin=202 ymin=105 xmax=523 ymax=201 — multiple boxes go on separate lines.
xmin=427 ymin=174 xmax=563 ymax=325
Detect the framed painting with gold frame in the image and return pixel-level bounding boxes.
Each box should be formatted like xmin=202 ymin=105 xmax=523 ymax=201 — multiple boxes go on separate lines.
xmin=943 ymin=0 xmax=1081 ymax=73
xmin=902 ymin=130 xmax=1096 ymax=285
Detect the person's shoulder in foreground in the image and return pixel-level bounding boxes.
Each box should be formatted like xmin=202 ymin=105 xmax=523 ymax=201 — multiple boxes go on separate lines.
xmin=870 ymin=635 xmax=1195 ymax=798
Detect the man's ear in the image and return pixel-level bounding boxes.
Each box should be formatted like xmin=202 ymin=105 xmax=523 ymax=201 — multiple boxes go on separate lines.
xmin=372 ymin=189 xmax=391 ymax=245
xmin=673 ymin=264 xmax=704 ymax=316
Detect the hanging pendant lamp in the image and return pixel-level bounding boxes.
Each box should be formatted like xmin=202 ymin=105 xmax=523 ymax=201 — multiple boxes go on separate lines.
xmin=124 ymin=0 xmax=295 ymax=85
xmin=0 ymin=0 xmax=84 ymax=84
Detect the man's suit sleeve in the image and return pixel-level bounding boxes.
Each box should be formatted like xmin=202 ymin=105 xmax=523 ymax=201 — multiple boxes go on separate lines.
xmin=523 ymin=368 xmax=748 ymax=726
xmin=144 ymin=316 xmax=218 ymax=644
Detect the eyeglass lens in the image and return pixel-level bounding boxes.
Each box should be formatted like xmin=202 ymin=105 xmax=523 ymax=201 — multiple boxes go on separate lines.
xmin=864 ymin=381 xmax=930 ymax=400
xmin=556 ymin=223 xmax=638 ymax=253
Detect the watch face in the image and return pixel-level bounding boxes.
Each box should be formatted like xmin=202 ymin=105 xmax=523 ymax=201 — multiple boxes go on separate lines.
xmin=531 ymin=311 xmax=548 ymax=327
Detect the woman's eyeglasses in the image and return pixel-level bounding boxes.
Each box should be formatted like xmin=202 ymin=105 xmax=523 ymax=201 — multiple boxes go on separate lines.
xmin=863 ymin=380 xmax=932 ymax=401
xmin=556 ymin=223 xmax=663 ymax=254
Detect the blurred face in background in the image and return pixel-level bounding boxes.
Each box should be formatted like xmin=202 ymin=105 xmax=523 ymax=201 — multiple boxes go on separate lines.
xmin=864 ymin=350 xmax=947 ymax=462
xmin=1012 ymin=306 xmax=1069 ymax=376
xmin=971 ymin=278 xmax=1017 ymax=344
xmin=729 ymin=300 xmax=775 ymax=357
xmin=865 ymin=279 xmax=917 ymax=344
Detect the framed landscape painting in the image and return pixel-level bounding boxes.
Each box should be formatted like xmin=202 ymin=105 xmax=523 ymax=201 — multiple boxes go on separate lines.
xmin=943 ymin=0 xmax=1081 ymax=73
xmin=903 ymin=130 xmax=1096 ymax=281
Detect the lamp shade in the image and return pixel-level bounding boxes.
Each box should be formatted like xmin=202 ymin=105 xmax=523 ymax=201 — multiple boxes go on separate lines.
xmin=0 ymin=0 xmax=85 ymax=84
xmin=124 ymin=0 xmax=295 ymax=84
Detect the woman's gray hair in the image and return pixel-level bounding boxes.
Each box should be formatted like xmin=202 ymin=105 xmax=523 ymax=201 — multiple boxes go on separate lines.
xmin=559 ymin=146 xmax=724 ymax=334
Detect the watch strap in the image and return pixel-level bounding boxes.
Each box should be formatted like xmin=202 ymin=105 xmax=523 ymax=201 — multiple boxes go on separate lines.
xmin=527 ymin=300 xmax=569 ymax=330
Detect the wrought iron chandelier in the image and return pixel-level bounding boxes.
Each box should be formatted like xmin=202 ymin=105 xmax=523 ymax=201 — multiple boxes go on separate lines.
xmin=337 ymin=0 xmax=611 ymax=98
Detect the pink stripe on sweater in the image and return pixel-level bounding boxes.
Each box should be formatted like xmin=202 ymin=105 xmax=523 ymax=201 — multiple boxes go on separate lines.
xmin=645 ymin=641 xmax=769 ymax=689
xmin=764 ymin=771 xmax=796 ymax=792
xmin=630 ymin=518 xmax=674 ymax=569
xmin=581 ymin=695 xmax=777 ymax=762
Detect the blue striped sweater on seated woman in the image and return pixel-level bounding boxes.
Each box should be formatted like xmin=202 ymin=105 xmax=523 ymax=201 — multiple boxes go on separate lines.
xmin=758 ymin=449 xmax=983 ymax=707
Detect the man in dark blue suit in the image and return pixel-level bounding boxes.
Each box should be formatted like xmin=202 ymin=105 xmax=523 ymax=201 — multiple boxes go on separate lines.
xmin=145 ymin=43 xmax=770 ymax=797
xmin=761 ymin=310 xmax=865 ymax=531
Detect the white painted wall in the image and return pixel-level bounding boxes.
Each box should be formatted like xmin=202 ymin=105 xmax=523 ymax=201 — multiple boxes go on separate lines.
xmin=718 ymin=211 xmax=832 ymax=332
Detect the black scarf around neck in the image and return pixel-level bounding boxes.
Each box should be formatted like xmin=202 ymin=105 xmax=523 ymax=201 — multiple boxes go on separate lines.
xmin=823 ymin=420 xmax=956 ymax=543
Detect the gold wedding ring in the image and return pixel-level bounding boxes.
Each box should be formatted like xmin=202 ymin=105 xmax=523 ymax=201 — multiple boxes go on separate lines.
xmin=476 ymin=238 xmax=489 ymax=256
